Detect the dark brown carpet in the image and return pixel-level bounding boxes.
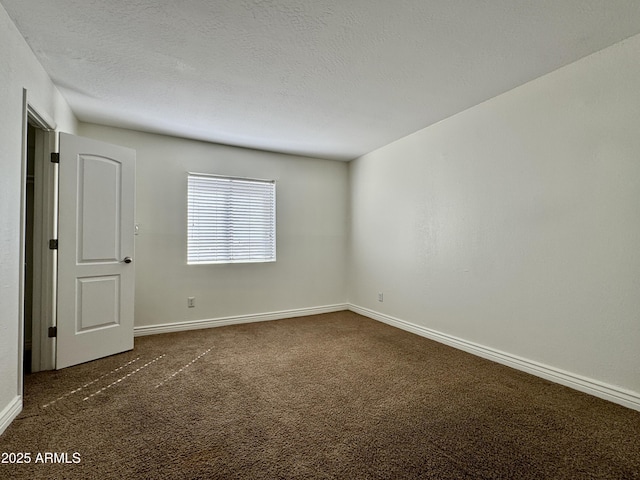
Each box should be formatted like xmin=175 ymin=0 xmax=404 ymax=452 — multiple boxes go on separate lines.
xmin=1 ymin=311 xmax=639 ymax=479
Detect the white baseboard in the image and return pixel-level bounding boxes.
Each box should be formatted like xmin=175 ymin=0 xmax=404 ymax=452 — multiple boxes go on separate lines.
xmin=0 ymin=396 xmax=22 ymax=436
xmin=349 ymin=304 xmax=640 ymax=412
xmin=134 ymin=303 xmax=349 ymax=337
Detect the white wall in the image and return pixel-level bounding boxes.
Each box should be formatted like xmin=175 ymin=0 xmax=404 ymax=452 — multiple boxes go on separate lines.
xmin=78 ymin=123 xmax=349 ymax=328
xmin=349 ymin=34 xmax=640 ymax=406
xmin=0 ymin=4 xmax=77 ymax=432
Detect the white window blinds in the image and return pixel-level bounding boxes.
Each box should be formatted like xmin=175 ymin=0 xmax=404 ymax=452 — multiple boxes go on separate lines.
xmin=187 ymin=173 xmax=276 ymax=264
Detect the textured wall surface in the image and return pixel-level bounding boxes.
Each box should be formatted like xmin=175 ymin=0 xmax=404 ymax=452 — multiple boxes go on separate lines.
xmin=4 ymin=1 xmax=640 ymax=160
xmin=0 ymin=3 xmax=77 ymax=429
xmin=348 ymin=33 xmax=640 ymax=398
xmin=78 ymin=123 xmax=349 ymax=328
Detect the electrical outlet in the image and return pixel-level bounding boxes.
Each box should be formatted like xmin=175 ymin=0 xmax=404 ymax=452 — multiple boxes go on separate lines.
xmin=378 ymin=292 xmax=384 ymax=302
xmin=187 ymin=297 xmax=195 ymax=308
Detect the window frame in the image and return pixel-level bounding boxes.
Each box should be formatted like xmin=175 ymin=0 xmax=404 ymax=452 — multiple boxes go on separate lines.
xmin=187 ymin=172 xmax=276 ymax=265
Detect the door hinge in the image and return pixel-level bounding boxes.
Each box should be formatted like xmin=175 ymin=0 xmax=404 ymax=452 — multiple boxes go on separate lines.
xmin=48 ymin=326 xmax=57 ymax=338
xmin=49 ymin=239 xmax=58 ymax=250
xmin=50 ymin=152 xmax=60 ymax=163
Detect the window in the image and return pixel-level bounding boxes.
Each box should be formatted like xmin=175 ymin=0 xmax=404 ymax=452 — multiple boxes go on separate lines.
xmin=187 ymin=173 xmax=276 ymax=264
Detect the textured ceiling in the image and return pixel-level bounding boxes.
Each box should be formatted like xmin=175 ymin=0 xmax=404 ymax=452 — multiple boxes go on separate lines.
xmin=3 ymin=1 xmax=640 ymax=160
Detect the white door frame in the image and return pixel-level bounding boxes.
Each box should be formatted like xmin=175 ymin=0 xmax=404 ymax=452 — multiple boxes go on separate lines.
xmin=20 ymin=89 xmax=57 ymax=378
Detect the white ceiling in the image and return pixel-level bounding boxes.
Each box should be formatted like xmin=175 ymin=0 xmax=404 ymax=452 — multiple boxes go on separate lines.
xmin=3 ymin=1 xmax=640 ymax=161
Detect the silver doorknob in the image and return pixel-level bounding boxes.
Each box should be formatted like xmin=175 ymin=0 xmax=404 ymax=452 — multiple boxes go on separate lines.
xmin=123 ymin=257 xmax=133 ymax=264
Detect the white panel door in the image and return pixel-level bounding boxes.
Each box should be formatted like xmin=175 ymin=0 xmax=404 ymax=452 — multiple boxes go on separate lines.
xmin=57 ymin=133 xmax=135 ymax=369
